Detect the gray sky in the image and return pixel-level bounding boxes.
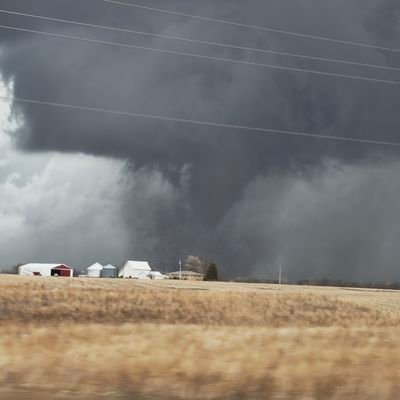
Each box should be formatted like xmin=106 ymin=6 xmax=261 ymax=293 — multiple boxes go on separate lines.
xmin=1 ymin=0 xmax=400 ymax=280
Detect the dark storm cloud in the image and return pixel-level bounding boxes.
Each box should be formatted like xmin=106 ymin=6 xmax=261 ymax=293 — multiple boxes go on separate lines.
xmin=218 ymin=160 xmax=400 ymax=282
xmin=1 ymin=0 xmax=400 ymax=279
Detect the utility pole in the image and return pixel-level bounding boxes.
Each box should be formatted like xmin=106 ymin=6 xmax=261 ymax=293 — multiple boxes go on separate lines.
xmin=279 ymin=264 xmax=282 ymax=285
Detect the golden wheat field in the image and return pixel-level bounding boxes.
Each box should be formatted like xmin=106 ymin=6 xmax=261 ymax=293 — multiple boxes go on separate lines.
xmin=1 ymin=275 xmax=400 ymax=400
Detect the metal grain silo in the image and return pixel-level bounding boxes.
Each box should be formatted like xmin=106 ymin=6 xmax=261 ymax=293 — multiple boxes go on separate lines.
xmin=87 ymin=262 xmax=103 ymax=278
xmin=101 ymin=264 xmax=117 ymax=278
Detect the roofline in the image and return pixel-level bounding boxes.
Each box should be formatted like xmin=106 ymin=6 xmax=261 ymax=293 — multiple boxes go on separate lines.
xmin=125 ymin=260 xmax=150 ymax=264
xmin=20 ymin=263 xmax=72 ymax=268
xmin=168 ymin=270 xmax=204 ymax=276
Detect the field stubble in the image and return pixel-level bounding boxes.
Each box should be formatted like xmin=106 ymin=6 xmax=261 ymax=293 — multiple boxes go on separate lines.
xmin=0 ymin=275 xmax=400 ymax=400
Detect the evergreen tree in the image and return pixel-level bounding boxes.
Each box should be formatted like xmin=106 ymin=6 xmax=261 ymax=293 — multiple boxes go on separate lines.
xmin=205 ymin=263 xmax=218 ymax=281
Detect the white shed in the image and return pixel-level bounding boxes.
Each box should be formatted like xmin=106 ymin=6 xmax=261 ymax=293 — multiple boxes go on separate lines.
xmin=149 ymin=271 xmax=168 ymax=280
xmin=118 ymin=260 xmax=152 ymax=279
xmin=87 ymin=262 xmax=103 ymax=278
xmin=18 ymin=263 xmax=73 ymax=277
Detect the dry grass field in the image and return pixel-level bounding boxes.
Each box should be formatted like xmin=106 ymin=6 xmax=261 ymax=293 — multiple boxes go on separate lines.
xmin=1 ymin=275 xmax=400 ymax=399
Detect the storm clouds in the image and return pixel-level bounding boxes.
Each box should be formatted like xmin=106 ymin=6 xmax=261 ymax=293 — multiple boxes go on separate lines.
xmin=1 ymin=0 xmax=400 ymax=280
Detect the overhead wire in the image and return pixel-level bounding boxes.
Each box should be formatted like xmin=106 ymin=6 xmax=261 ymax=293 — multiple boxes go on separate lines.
xmin=2 ymin=94 xmax=400 ymax=147
xmin=1 ymin=4 xmax=399 ymax=148
xmin=0 ymin=8 xmax=399 ymax=72
xmin=1 ymin=24 xmax=400 ymax=86
xmin=104 ymin=0 xmax=400 ymax=54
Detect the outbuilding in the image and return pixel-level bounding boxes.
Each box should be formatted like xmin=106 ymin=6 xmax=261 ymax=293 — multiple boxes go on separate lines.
xmin=18 ymin=263 xmax=73 ymax=277
xmin=87 ymin=262 xmax=103 ymax=278
xmin=101 ymin=264 xmax=117 ymax=278
xmin=118 ymin=260 xmax=152 ymax=279
xmin=149 ymin=271 xmax=168 ymax=280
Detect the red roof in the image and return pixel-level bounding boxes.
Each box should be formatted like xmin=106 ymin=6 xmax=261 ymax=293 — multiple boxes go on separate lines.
xmin=51 ymin=264 xmax=72 ymax=270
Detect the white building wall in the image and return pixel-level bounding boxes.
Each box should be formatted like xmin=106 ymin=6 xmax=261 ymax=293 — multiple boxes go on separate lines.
xmin=19 ymin=264 xmax=54 ymax=277
xmin=119 ymin=268 xmax=151 ymax=279
xmin=18 ymin=263 xmax=73 ymax=277
xmin=87 ymin=269 xmax=102 ymax=278
xmin=118 ymin=261 xmax=152 ymax=279
xmin=87 ymin=263 xmax=103 ymax=278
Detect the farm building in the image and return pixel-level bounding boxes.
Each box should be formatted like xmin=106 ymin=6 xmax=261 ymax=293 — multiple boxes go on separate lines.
xmin=18 ymin=263 xmax=73 ymax=277
xmin=149 ymin=271 xmax=168 ymax=280
xmin=87 ymin=262 xmax=103 ymax=278
xmin=101 ymin=264 xmax=117 ymax=278
xmin=167 ymin=271 xmax=204 ymax=281
xmin=118 ymin=260 xmax=153 ymax=279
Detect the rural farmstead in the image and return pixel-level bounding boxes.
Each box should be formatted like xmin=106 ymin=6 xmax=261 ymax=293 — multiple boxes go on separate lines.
xmin=18 ymin=263 xmax=73 ymax=277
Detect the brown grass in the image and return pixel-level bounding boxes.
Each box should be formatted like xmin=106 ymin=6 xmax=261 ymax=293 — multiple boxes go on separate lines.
xmin=1 ymin=275 xmax=400 ymax=399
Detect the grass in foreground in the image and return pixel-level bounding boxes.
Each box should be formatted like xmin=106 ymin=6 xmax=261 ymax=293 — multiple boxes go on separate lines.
xmin=0 ymin=275 xmax=400 ymax=399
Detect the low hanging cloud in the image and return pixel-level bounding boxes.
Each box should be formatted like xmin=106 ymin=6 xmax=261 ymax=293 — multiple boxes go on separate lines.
xmin=0 ymin=79 xmax=127 ymax=268
xmin=220 ymin=160 xmax=400 ymax=282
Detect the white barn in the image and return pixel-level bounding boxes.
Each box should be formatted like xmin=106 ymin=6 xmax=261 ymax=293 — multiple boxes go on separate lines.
xmin=118 ymin=260 xmax=152 ymax=279
xmin=18 ymin=263 xmax=73 ymax=277
xmin=87 ymin=262 xmax=103 ymax=278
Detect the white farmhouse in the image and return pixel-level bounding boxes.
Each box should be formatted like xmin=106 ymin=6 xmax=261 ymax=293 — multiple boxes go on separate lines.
xmin=118 ymin=260 xmax=152 ymax=279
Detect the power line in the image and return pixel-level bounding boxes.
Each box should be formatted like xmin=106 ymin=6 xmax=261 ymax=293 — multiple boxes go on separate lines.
xmin=104 ymin=0 xmax=400 ymax=54
xmin=2 ymin=94 xmax=400 ymax=147
xmin=2 ymin=24 xmax=400 ymax=86
xmin=1 ymin=8 xmax=399 ymax=72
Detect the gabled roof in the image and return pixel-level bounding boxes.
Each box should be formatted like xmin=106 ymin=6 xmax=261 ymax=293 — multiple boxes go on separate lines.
xmin=87 ymin=262 xmax=103 ymax=270
xmin=150 ymin=271 xmax=166 ymax=276
xmin=168 ymin=270 xmax=204 ymax=276
xmin=103 ymin=264 xmax=117 ymax=270
xmin=123 ymin=260 xmax=152 ymax=271
xmin=52 ymin=264 xmax=72 ymax=270
xmin=20 ymin=263 xmax=71 ymax=270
